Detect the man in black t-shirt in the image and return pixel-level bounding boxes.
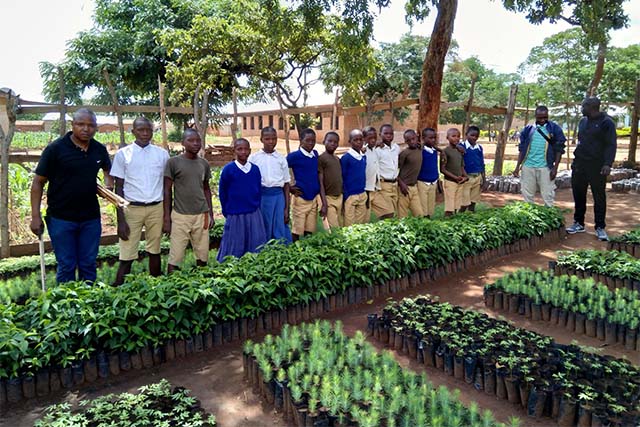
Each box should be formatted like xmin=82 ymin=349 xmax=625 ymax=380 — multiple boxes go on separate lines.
xmin=566 ymin=97 xmax=617 ymax=241
xmin=30 ymin=108 xmax=112 ymax=283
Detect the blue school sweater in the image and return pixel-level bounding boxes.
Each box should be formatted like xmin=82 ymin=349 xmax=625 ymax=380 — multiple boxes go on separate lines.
xmin=287 ymin=149 xmax=320 ymax=201
xmin=219 ymin=162 xmax=262 ymax=216
xmin=340 ymin=152 xmax=366 ymax=199
xmin=462 ymin=143 xmax=485 ymax=174
xmin=418 ymin=148 xmax=439 ymax=183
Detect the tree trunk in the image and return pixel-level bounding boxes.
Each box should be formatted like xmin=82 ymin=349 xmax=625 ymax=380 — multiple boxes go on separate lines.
xmin=199 ymin=90 xmax=209 ymax=157
xmin=417 ymin=0 xmax=459 ymax=131
xmin=629 ymin=79 xmax=640 ymax=164
xmin=586 ymin=40 xmax=607 ymax=97
xmin=102 ymin=69 xmax=126 ymax=148
xmin=492 ymin=84 xmax=518 ymax=176
xmin=58 ymin=67 xmax=67 ymax=137
xmin=275 ymin=87 xmax=291 ymax=154
xmin=331 ymin=89 xmax=340 ymax=133
xmin=0 ymin=91 xmax=17 ymax=258
xmin=231 ymin=87 xmax=239 ymax=144
xmin=463 ymin=77 xmax=476 ymax=135
xmin=158 ymin=76 xmax=169 ymax=151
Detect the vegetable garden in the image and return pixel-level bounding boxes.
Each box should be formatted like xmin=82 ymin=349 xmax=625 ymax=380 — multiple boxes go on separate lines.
xmin=4 ymin=191 xmax=640 ymax=427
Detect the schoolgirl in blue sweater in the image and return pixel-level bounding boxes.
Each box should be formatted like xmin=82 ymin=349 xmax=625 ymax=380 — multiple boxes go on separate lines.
xmin=217 ymin=138 xmax=267 ymax=261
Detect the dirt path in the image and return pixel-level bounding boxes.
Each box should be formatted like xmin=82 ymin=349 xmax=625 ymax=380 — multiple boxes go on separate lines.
xmin=4 ymin=187 xmax=640 ymax=427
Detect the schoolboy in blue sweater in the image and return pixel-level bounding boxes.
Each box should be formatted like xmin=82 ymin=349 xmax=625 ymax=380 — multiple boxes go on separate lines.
xmin=341 ymin=129 xmax=368 ymax=226
xmin=458 ymin=125 xmax=485 ymax=212
xmin=217 ymin=138 xmax=267 ymax=261
xmin=417 ymin=127 xmax=440 ymax=218
xmin=287 ymin=128 xmax=320 ymax=241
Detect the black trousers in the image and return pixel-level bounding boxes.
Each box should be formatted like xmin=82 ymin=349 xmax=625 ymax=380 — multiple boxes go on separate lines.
xmin=571 ymin=161 xmax=607 ymax=229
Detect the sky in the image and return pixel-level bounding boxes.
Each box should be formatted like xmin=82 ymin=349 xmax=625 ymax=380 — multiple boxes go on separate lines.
xmin=1 ymin=0 xmax=638 ymax=106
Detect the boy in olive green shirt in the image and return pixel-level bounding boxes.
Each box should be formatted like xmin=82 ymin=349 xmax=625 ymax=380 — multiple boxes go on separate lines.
xmin=440 ymin=128 xmax=468 ymax=216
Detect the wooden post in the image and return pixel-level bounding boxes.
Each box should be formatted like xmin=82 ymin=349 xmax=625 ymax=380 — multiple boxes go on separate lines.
xmin=231 ymin=87 xmax=238 ymax=143
xmin=331 ymin=89 xmax=339 ymax=131
xmin=58 ymin=67 xmax=67 ymax=136
xmin=492 ymin=84 xmax=518 ymax=176
xmin=158 ymin=75 xmax=169 ymax=151
xmin=524 ymin=87 xmax=531 ymax=127
xmin=276 ymin=86 xmax=291 ymax=154
xmin=200 ymin=90 xmax=209 ymax=155
xmin=463 ymin=77 xmax=476 ymax=136
xmin=0 ymin=90 xmax=17 ymax=258
xmin=102 ymin=69 xmax=126 ymax=148
xmin=629 ymin=79 xmax=640 ymax=165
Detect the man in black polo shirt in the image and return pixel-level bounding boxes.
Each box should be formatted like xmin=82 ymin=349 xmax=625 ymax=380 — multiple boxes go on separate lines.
xmin=566 ymin=97 xmax=617 ymax=241
xmin=30 ymin=108 xmax=112 ymax=283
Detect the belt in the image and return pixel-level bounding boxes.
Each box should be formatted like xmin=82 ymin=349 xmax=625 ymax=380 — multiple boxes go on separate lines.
xmin=381 ymin=178 xmax=397 ymax=183
xmin=129 ymin=201 xmax=162 ymax=207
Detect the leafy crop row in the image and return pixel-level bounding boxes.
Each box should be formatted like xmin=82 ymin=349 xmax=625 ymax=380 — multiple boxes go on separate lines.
xmin=35 ymin=379 xmax=216 ymax=427
xmin=245 ymin=320 xmax=508 ymax=427
xmin=556 ymin=249 xmax=640 ymax=282
xmin=0 ymin=203 xmax=562 ymax=382
xmin=485 ymin=269 xmax=640 ymax=347
xmin=375 ymin=296 xmax=640 ymax=426
xmin=0 ymin=222 xmax=224 ymax=280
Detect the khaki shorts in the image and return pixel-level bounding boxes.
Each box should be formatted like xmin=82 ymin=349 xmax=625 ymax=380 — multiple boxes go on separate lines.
xmin=324 ymin=194 xmax=343 ymax=228
xmin=462 ymin=174 xmax=483 ymax=206
xmin=398 ymin=185 xmax=424 ymax=218
xmin=291 ymin=195 xmax=318 ymax=235
xmin=371 ymin=181 xmax=397 ymax=218
xmin=119 ymin=203 xmax=164 ymax=261
xmin=344 ymin=192 xmax=368 ymax=226
xmin=417 ymin=181 xmax=437 ymax=217
xmin=168 ymin=211 xmax=209 ymax=266
xmin=443 ymin=179 xmax=463 ymax=212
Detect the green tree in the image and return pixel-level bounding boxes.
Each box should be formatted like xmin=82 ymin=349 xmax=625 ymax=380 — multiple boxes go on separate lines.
xmin=599 ymin=44 xmax=640 ymax=103
xmin=502 ymin=0 xmax=629 ymax=96
xmin=40 ymin=0 xmax=204 ymax=106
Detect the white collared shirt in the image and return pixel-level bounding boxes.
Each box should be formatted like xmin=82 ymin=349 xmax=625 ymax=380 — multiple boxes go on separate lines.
xmin=375 ymin=142 xmax=400 ymax=180
xmin=347 ymin=147 xmax=363 ymax=161
xmin=364 ymin=145 xmax=380 ymax=191
xmin=300 ymin=147 xmax=316 ymax=158
xmin=423 ymin=146 xmax=435 ymax=154
xmin=462 ymin=140 xmax=481 ymax=150
xmin=235 ymin=160 xmax=252 ymax=174
xmin=110 ymin=142 xmax=169 ymax=203
xmin=248 ymin=149 xmax=291 ymax=187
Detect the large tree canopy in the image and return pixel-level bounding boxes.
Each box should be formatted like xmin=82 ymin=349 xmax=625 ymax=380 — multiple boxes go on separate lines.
xmin=40 ymin=0 xmax=204 ymax=106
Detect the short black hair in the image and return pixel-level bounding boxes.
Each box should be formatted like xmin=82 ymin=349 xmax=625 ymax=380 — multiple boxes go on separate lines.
xmin=234 ymin=137 xmax=250 ymax=147
xmin=362 ymin=126 xmax=376 ymax=136
xmin=324 ymin=131 xmax=340 ymax=142
xmin=260 ymin=126 xmax=277 ymax=137
xmin=72 ymin=108 xmax=97 ymax=123
xmin=133 ymin=116 xmax=153 ymax=128
xmin=421 ymin=127 xmax=436 ymax=136
xmin=403 ymin=129 xmax=417 ymax=137
xmin=535 ymin=105 xmax=549 ymax=114
xmin=379 ymin=124 xmax=393 ymax=133
xmin=299 ymin=128 xmax=316 ymax=140
xmin=466 ymin=125 xmax=480 ymax=134
xmin=182 ymin=128 xmax=199 ymax=141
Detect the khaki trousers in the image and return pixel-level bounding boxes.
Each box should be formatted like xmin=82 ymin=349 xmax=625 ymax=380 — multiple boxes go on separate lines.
xmin=417 ymin=181 xmax=437 ymax=217
xmin=344 ymin=192 xmax=368 ymax=226
xmin=168 ymin=211 xmax=209 ymax=265
xmin=521 ymin=166 xmax=556 ymax=207
xmin=291 ymin=195 xmax=318 ymax=235
xmin=324 ymin=194 xmax=343 ymax=228
xmin=443 ymin=180 xmax=463 ymax=212
xmin=398 ymin=185 xmax=424 ymax=218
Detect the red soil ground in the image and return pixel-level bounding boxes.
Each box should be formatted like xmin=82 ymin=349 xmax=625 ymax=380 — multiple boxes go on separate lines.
xmin=3 ymin=187 xmax=639 ymax=427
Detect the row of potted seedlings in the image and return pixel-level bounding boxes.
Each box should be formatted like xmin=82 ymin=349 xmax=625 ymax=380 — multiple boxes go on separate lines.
xmin=0 ymin=203 xmax=565 ymax=409
xmin=0 ymin=222 xmax=226 ymax=281
xmin=608 ymin=226 xmax=640 ymax=258
xmin=555 ymin=250 xmax=640 ymax=291
xmin=244 ymin=320 xmax=510 ymax=427
xmin=369 ymin=296 xmax=640 ymax=427
xmin=484 ymin=269 xmax=640 ymax=350
xmin=35 ymin=379 xmax=216 ymax=426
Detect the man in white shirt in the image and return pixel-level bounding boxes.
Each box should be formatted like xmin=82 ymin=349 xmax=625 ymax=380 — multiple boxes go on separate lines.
xmin=374 ymin=124 xmax=400 ymax=218
xmin=248 ymin=126 xmax=292 ymax=243
xmin=110 ymin=116 xmax=169 ymax=285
